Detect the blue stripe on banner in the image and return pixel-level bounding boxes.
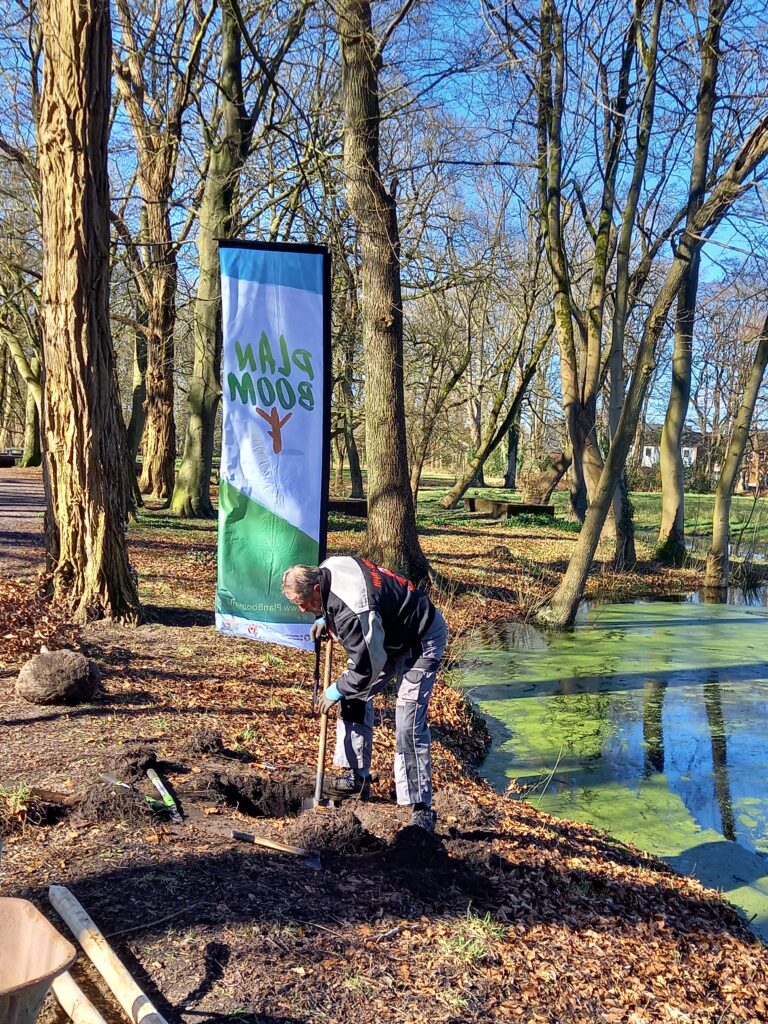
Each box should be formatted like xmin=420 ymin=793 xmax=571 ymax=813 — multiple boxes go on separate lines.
xmin=220 ymin=246 xmax=324 ymax=294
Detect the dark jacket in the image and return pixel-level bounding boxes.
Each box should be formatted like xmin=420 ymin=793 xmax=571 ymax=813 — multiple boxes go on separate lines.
xmin=319 ymin=556 xmax=435 ymax=700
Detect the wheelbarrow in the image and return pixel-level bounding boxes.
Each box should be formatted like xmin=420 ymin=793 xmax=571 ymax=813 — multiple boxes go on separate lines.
xmin=0 ymin=897 xmax=76 ymax=1024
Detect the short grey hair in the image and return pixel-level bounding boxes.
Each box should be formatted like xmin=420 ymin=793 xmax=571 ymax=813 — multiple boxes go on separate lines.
xmin=281 ymin=564 xmax=321 ymax=600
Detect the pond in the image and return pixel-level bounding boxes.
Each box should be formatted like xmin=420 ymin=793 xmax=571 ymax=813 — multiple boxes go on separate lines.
xmin=465 ymin=592 xmax=768 ymax=941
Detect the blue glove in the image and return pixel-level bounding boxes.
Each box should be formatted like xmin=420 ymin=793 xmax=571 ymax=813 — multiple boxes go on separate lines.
xmin=318 ymin=683 xmax=341 ymax=715
xmin=309 ymin=616 xmax=327 ymax=642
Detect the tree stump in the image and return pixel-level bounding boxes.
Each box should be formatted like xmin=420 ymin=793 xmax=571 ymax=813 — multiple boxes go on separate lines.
xmin=16 ymin=650 xmax=99 ymax=705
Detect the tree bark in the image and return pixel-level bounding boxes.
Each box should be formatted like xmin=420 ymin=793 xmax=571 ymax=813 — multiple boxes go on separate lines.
xmin=658 ymin=0 xmax=726 ymax=563
xmin=503 ymin=414 xmax=520 ymax=490
xmin=704 ymin=311 xmax=768 ymax=590
xmin=38 ymin=0 xmax=140 ymax=622
xmin=337 ymin=0 xmax=428 ymax=580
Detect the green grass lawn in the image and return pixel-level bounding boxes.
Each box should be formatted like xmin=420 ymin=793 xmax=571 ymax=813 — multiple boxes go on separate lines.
xmin=413 ymin=483 xmax=768 ymax=554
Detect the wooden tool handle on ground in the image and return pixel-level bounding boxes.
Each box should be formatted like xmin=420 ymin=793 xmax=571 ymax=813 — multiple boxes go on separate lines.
xmin=314 ymin=637 xmax=334 ymax=805
xmin=231 ymin=829 xmax=315 ymax=858
xmin=48 ymin=886 xmax=169 ymax=1024
xmin=52 ymin=971 xmax=109 ymax=1024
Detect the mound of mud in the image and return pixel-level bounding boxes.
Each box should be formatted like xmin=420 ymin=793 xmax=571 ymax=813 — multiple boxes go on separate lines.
xmin=283 ymin=805 xmax=384 ymax=854
xmin=204 ymin=766 xmax=313 ymax=817
xmin=76 ymin=783 xmax=155 ymax=824
xmin=188 ymin=728 xmax=223 ymax=756
xmin=385 ymin=822 xmax=447 ymax=867
xmin=110 ymin=743 xmax=158 ymax=783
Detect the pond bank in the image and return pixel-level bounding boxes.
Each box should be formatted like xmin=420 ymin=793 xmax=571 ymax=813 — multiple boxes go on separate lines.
xmin=464 ymin=593 xmax=768 ymax=942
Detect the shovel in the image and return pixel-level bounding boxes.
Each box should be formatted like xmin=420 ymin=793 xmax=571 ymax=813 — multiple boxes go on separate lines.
xmin=231 ymin=829 xmax=321 ymax=871
xmin=302 ymin=636 xmax=334 ymax=810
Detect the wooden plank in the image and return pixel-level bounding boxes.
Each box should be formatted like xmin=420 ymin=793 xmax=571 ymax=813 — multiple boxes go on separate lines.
xmin=461 ymin=498 xmax=555 ymax=519
xmin=327 ymin=498 xmax=368 ymax=518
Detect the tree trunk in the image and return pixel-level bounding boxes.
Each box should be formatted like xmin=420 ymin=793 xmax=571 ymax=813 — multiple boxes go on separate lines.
xmin=658 ymin=0 xmax=725 ymax=562
xmin=170 ymin=143 xmax=230 ymax=517
xmin=125 ymin=318 xmax=147 ymax=465
xmin=138 ymin=197 xmax=177 ymax=502
xmin=0 ymin=343 xmax=8 ymax=447
xmin=20 ymin=355 xmax=41 ymax=467
xmin=346 ymin=413 xmax=364 ymax=498
xmin=337 ymin=0 xmax=428 ymax=581
xmin=704 ymin=311 xmax=768 ymax=590
xmin=503 ymin=414 xmax=520 ymax=489
xmin=333 ymin=432 xmax=346 ymax=494
xmin=38 ymin=0 xmax=140 ymax=622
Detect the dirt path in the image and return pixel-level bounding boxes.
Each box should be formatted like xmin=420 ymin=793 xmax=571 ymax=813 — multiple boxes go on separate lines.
xmin=0 ymin=467 xmax=45 ymax=579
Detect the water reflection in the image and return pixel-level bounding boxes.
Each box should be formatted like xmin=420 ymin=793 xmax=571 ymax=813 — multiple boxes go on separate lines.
xmin=466 ymin=597 xmax=768 ymax=940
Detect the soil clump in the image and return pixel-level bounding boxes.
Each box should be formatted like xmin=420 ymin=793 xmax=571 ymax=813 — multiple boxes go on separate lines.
xmin=76 ymin=783 xmax=156 ymax=824
xmin=188 ymin=727 xmax=224 ymax=756
xmin=283 ymin=804 xmax=384 ymax=854
xmin=109 ymin=743 xmax=158 ymax=783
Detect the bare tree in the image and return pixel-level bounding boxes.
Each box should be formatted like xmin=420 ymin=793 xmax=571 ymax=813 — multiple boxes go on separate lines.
xmin=657 ymin=0 xmax=729 ymax=563
xmin=336 ymin=0 xmax=428 ymax=579
xmin=112 ymin=0 xmax=214 ymax=501
xmin=705 ymin=308 xmax=768 ymax=589
xmin=38 ymin=0 xmax=140 ymax=621
xmin=541 ymin=111 xmax=768 ymax=627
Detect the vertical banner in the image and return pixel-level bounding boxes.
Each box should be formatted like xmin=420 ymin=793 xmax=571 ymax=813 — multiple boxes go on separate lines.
xmin=216 ymin=241 xmax=331 ymax=650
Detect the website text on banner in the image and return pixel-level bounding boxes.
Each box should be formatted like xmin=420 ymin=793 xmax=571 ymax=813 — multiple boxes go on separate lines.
xmin=216 ymin=242 xmax=331 ymax=651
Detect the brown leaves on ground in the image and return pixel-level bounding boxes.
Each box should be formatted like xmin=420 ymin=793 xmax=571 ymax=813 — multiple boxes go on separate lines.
xmin=0 ymin=509 xmax=765 ymax=1023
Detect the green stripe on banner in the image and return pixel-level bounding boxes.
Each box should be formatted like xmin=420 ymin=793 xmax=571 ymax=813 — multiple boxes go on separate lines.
xmin=216 ymin=479 xmax=318 ymax=623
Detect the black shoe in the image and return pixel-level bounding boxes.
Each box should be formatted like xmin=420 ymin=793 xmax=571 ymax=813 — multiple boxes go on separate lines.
xmin=410 ymin=805 xmax=437 ymax=833
xmin=331 ymin=772 xmax=371 ymax=800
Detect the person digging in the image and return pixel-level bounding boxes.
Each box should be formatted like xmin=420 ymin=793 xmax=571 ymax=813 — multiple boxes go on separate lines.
xmin=282 ymin=556 xmax=448 ymax=833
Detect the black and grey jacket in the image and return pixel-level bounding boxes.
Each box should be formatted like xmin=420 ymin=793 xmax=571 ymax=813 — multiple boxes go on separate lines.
xmin=319 ymin=556 xmax=435 ymax=701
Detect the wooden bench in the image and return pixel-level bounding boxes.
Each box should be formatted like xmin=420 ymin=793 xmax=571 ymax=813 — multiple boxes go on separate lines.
xmin=0 ymin=454 xmax=18 ymax=468
xmin=328 ymin=498 xmax=368 ymax=518
xmin=463 ymin=497 xmax=555 ymax=519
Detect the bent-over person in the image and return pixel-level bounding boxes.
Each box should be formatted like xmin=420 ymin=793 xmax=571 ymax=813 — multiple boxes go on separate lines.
xmin=282 ymin=555 xmax=447 ymax=832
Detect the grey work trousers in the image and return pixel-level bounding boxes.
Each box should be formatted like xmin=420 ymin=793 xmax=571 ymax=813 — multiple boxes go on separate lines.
xmin=333 ymin=610 xmax=448 ymax=807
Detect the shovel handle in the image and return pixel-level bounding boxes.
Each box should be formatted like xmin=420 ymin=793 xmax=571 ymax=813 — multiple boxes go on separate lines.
xmin=313 ymin=637 xmax=334 ymax=804
xmin=312 ymin=638 xmax=321 ymax=709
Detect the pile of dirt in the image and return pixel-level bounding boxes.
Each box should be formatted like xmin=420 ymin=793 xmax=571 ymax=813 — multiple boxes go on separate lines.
xmin=432 ymin=788 xmax=493 ymax=830
xmin=203 ymin=766 xmax=313 ymax=817
xmin=283 ymin=805 xmax=384 ymax=854
xmin=188 ymin=727 xmax=223 ymax=756
xmin=76 ymin=783 xmax=155 ymax=824
xmin=384 ymin=821 xmax=448 ymax=868
xmin=109 ymin=743 xmax=158 ymax=783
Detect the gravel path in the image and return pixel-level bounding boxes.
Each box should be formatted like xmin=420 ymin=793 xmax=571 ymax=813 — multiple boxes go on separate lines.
xmin=0 ymin=467 xmax=45 ymax=579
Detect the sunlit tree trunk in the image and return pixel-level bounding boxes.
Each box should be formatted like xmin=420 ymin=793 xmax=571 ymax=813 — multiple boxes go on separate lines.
xmin=20 ymin=355 xmax=41 ymax=467
xmin=38 ymin=0 xmax=140 ymax=622
xmin=337 ymin=0 xmax=428 ymax=580
xmin=658 ymin=0 xmax=725 ymax=563
xmin=705 ymin=312 xmax=768 ymax=590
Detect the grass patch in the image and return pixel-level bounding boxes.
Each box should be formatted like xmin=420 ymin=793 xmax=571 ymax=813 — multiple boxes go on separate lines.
xmin=439 ymin=910 xmax=506 ymax=962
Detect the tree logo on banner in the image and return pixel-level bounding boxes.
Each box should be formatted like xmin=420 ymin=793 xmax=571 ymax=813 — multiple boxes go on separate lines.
xmin=228 ymin=332 xmax=315 ymax=454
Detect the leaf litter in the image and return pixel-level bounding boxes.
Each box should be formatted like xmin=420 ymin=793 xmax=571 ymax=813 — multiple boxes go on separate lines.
xmin=0 ymin=503 xmax=765 ymax=1023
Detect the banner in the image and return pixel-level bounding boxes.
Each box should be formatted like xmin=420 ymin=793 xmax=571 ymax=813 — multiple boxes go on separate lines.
xmin=216 ymin=241 xmax=331 ymax=650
